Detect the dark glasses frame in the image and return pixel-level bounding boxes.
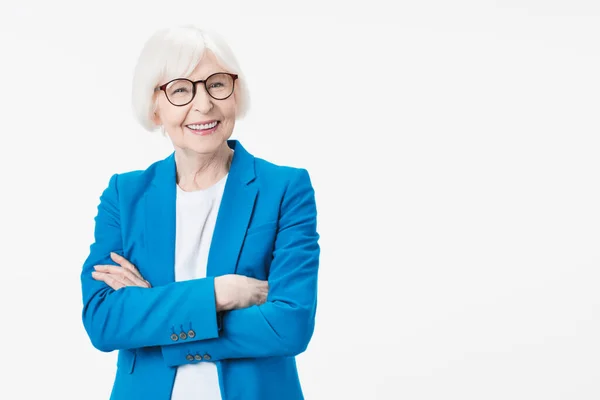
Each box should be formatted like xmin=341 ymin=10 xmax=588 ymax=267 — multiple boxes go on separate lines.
xmin=154 ymin=72 xmax=239 ymax=106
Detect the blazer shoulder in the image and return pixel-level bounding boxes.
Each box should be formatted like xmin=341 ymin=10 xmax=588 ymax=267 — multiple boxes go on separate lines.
xmin=109 ymin=156 xmax=168 ymax=196
xmin=253 ymin=156 xmax=311 ymax=184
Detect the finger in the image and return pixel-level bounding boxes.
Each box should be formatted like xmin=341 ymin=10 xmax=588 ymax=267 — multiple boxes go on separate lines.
xmin=253 ymin=282 xmax=267 ymax=290
xmin=94 ymin=265 xmax=123 ymax=274
xmin=94 ymin=271 xmax=130 ymax=287
xmin=257 ymin=294 xmax=267 ymax=305
xmin=123 ymin=264 xmax=146 ymax=282
xmin=113 ymin=273 xmax=138 ymax=287
xmin=109 ymin=253 xmax=151 ymax=287
xmin=110 ymin=252 xmax=144 ymax=280
xmin=254 ymin=290 xmax=267 ymax=304
xmin=104 ymin=274 xmax=128 ymax=290
xmin=94 ymin=265 xmax=149 ymax=288
xmin=92 ymin=272 xmax=125 ymax=290
xmin=91 ymin=271 xmax=104 ymax=281
xmin=245 ymin=276 xmax=263 ymax=284
xmin=120 ymin=268 xmax=150 ymax=288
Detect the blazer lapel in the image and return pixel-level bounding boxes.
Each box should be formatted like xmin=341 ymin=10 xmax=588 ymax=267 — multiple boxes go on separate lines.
xmin=144 ymin=152 xmax=177 ymax=287
xmin=143 ymin=140 xmax=257 ymax=286
xmin=207 ymin=140 xmax=257 ymax=277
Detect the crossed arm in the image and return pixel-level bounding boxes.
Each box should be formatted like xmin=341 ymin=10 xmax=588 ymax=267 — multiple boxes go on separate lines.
xmin=80 ymin=169 xmax=320 ymax=365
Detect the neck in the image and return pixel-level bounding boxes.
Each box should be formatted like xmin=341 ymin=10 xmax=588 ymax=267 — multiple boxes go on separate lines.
xmin=174 ymin=143 xmax=233 ymax=191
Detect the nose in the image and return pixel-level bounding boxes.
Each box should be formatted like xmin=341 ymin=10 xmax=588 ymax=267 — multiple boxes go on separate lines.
xmin=191 ymin=83 xmax=213 ymax=113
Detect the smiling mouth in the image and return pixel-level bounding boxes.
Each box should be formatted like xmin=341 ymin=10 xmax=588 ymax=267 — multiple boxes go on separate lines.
xmin=185 ymin=121 xmax=220 ymax=135
xmin=186 ymin=121 xmax=219 ymax=130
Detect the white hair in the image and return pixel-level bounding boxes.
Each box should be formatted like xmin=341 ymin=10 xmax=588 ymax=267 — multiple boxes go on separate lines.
xmin=131 ymin=25 xmax=251 ymax=132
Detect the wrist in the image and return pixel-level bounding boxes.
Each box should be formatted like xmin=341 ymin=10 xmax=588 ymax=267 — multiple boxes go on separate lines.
xmin=214 ymin=276 xmax=232 ymax=311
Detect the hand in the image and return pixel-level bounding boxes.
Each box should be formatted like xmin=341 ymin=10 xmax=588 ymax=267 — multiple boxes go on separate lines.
xmin=92 ymin=252 xmax=152 ymax=290
xmin=214 ymin=274 xmax=269 ymax=311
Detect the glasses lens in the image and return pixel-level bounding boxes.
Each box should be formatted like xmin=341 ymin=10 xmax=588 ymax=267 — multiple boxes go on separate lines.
xmin=206 ymin=73 xmax=234 ymax=100
xmin=165 ymin=79 xmax=194 ymax=105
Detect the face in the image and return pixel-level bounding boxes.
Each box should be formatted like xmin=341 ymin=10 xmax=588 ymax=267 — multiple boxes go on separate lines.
xmin=152 ymin=50 xmax=237 ymax=155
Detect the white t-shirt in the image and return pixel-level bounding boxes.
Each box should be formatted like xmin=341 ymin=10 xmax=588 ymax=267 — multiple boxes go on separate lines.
xmin=170 ymin=173 xmax=228 ymax=400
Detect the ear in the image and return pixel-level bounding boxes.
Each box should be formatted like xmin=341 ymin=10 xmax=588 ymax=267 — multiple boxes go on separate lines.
xmin=151 ymin=110 xmax=161 ymax=126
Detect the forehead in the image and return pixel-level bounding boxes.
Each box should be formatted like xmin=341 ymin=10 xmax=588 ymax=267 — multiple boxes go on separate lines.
xmin=187 ymin=50 xmax=228 ymax=80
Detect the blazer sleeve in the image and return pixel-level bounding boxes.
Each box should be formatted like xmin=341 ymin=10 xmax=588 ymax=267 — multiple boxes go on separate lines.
xmin=80 ymin=173 xmax=221 ymax=352
xmin=160 ymin=168 xmax=320 ymax=366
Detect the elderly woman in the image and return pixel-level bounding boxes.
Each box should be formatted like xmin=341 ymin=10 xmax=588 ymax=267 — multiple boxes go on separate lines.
xmin=80 ymin=25 xmax=320 ymax=400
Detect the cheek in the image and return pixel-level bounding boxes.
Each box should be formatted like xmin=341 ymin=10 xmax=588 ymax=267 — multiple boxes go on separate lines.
xmin=222 ymin=100 xmax=237 ymax=120
xmin=164 ymin=108 xmax=190 ymax=128
xmin=157 ymin=97 xmax=189 ymax=126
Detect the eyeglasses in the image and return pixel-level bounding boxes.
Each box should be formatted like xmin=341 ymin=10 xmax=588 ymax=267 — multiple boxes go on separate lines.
xmin=155 ymin=72 xmax=239 ymax=106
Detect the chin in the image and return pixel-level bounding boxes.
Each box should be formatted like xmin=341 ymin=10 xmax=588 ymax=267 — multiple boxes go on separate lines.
xmin=186 ymin=138 xmax=226 ymax=154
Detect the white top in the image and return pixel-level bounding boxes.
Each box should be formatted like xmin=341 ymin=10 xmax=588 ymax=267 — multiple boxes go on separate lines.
xmin=170 ymin=173 xmax=228 ymax=400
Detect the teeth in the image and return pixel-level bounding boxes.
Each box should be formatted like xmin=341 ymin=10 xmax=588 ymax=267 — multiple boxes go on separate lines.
xmin=188 ymin=121 xmax=218 ymax=130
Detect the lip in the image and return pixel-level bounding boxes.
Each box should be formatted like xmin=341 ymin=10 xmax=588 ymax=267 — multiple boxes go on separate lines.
xmin=185 ymin=120 xmax=219 ymax=126
xmin=186 ymin=121 xmax=219 ymax=136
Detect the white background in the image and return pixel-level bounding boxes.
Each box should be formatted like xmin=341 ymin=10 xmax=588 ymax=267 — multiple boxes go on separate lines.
xmin=0 ymin=1 xmax=599 ymax=399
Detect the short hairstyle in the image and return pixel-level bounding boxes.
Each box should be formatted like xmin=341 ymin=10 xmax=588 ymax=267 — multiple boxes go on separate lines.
xmin=131 ymin=25 xmax=251 ymax=132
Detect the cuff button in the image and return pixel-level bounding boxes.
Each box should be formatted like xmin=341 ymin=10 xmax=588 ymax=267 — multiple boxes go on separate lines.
xmin=185 ymin=354 xmax=194 ymax=361
xmin=170 ymin=333 xmax=179 ymax=341
xmin=179 ymin=332 xmax=187 ymax=340
xmin=187 ymin=330 xmax=196 ymax=338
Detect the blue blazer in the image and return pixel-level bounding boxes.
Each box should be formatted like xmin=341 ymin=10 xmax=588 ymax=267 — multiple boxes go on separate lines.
xmin=80 ymin=140 xmax=320 ymax=400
